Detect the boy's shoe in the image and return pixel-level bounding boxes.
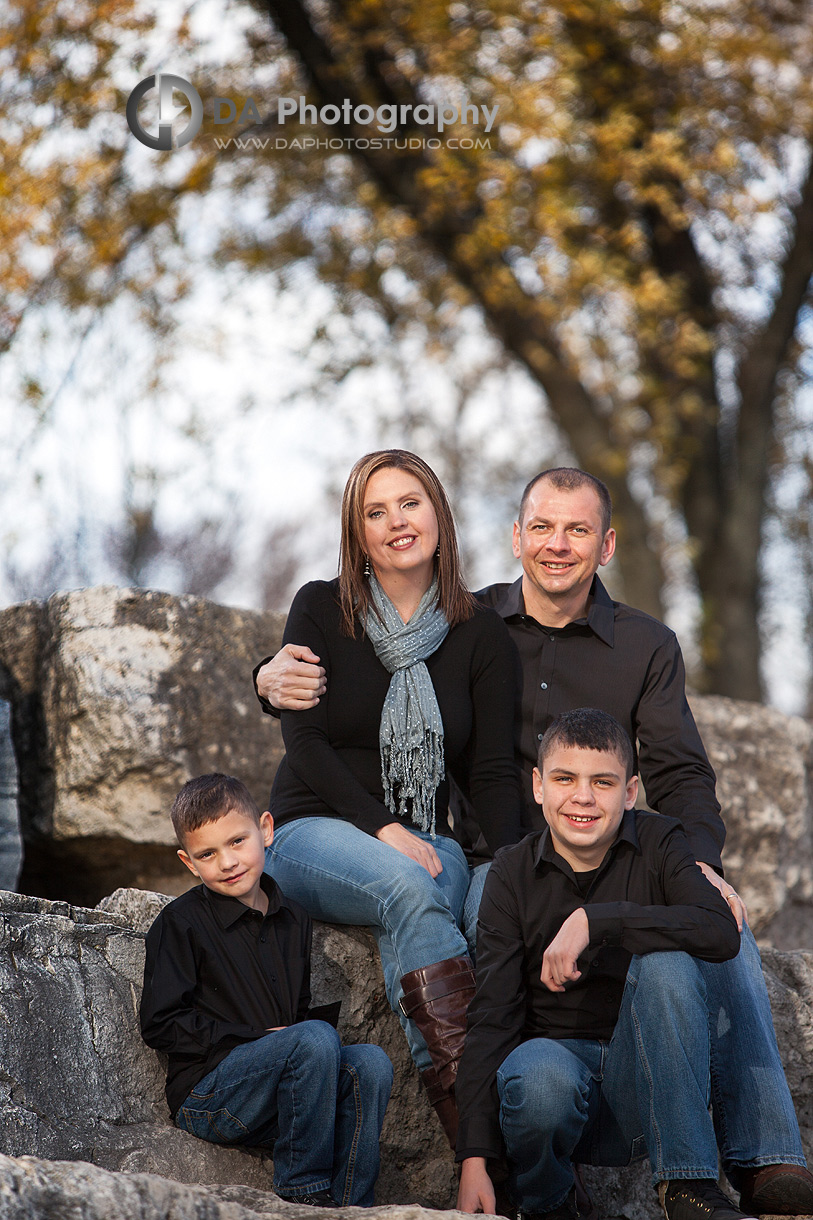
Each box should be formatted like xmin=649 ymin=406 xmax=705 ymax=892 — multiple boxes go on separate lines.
xmin=658 ymin=1179 xmax=757 ymax=1220
xmin=738 ymin=1164 xmax=813 ymax=1216
xmin=275 ymin=1189 xmax=336 ymax=1207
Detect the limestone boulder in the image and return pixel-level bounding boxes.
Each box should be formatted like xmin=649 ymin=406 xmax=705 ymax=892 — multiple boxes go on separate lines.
xmin=0 ymin=888 xmax=456 ymax=1209
xmin=691 ymin=697 xmax=813 ymax=948
xmin=0 ymin=588 xmax=285 ymax=905
xmin=0 ymin=700 xmax=22 ymax=891
xmin=5 ymin=887 xmax=813 ymax=1220
xmin=0 ymin=1153 xmax=459 ymax=1220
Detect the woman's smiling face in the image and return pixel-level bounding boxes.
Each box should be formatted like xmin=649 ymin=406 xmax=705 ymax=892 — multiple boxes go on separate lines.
xmin=362 ymin=466 xmax=439 ymax=586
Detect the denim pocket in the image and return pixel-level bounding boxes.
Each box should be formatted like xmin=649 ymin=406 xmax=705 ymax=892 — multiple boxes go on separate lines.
xmin=177 ymin=1105 xmax=249 ymax=1143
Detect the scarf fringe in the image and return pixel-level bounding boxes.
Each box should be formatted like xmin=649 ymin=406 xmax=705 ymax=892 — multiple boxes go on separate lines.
xmin=381 ymin=728 xmax=445 ymax=839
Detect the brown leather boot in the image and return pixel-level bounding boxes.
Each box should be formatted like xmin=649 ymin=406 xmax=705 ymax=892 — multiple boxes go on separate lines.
xmin=420 ymin=1065 xmax=458 ymax=1148
xmin=399 ymin=955 xmax=476 ymax=1092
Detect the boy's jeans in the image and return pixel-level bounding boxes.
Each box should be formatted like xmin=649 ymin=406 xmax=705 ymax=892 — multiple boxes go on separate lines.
xmin=496 ymin=950 xmax=805 ymax=1215
xmin=175 ymin=1021 xmax=393 ymax=1205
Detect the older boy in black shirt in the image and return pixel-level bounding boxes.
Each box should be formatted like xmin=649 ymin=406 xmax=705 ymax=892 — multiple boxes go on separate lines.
xmin=455 ymin=710 xmax=809 ymax=1220
xmin=140 ymin=773 xmax=392 ymax=1207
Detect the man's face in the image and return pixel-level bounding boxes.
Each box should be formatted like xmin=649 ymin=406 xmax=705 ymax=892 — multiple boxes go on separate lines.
xmin=513 ymin=481 xmax=615 ymax=620
xmin=533 ymin=743 xmax=638 ymax=870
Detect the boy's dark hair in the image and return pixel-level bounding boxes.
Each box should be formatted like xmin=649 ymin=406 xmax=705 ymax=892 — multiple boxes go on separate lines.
xmin=538 ymin=708 xmax=635 ymax=780
xmin=171 ymin=773 xmax=261 ymax=846
xmin=518 ymin=467 xmax=613 ymax=536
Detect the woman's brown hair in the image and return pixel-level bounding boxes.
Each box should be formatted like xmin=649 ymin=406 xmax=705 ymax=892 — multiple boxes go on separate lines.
xmin=338 ymin=449 xmax=476 ymax=634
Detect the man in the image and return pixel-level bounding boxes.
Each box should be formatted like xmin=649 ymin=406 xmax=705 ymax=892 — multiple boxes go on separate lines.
xmin=256 ymin=467 xmax=813 ymax=1214
xmin=455 ymin=708 xmax=800 ymax=1220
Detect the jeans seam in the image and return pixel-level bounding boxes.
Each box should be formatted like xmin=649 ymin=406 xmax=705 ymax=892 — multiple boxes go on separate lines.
xmin=631 ymin=993 xmax=663 ymax=1176
xmin=177 ymin=1104 xmax=249 ymax=1141
xmin=338 ymin=1062 xmax=363 ymax=1206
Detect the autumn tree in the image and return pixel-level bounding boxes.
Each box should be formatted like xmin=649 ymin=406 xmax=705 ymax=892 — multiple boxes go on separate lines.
xmin=0 ymin=0 xmax=265 ymax=599
xmin=226 ymin=0 xmax=813 ymax=700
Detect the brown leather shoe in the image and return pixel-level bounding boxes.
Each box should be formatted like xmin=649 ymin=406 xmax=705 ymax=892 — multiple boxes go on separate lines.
xmin=400 ymin=955 xmax=476 ymax=1091
xmin=738 ymin=1164 xmax=813 ymax=1216
xmin=420 ymin=1065 xmax=458 ymax=1149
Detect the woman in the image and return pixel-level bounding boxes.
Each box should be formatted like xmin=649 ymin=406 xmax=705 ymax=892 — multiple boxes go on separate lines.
xmin=264 ymin=450 xmax=521 ymax=1143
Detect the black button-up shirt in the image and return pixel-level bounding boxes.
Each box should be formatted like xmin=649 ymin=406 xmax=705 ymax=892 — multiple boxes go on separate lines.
xmin=140 ymin=875 xmax=334 ymax=1117
xmin=475 ymin=575 xmax=724 ymax=869
xmin=455 ymin=810 xmax=741 ymax=1161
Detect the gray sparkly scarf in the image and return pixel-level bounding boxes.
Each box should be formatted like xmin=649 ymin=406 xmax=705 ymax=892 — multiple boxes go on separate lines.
xmin=362 ymin=573 xmax=449 ymax=836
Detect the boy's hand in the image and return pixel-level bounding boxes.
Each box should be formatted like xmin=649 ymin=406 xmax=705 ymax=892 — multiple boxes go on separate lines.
xmin=457 ymin=1157 xmax=496 ymax=1214
xmin=257 ymin=645 xmax=326 ymax=710
xmin=541 ymin=908 xmax=589 ymax=992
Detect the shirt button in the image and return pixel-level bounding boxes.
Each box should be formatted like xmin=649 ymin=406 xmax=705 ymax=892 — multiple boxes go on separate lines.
xmin=537 ymin=733 xmax=543 ymax=741
xmin=260 ymin=936 xmax=267 ymax=943
xmin=541 ymin=682 xmax=548 ymax=690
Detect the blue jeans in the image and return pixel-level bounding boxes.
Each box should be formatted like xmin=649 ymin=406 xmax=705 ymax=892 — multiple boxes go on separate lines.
xmin=175 ymin=1022 xmax=392 ymax=1205
xmin=497 ymin=951 xmax=804 ymax=1214
xmin=266 ymin=818 xmax=472 ymax=1071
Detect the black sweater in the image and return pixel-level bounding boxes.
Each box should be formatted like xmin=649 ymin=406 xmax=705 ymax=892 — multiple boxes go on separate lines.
xmin=268 ymin=580 xmax=522 ymax=855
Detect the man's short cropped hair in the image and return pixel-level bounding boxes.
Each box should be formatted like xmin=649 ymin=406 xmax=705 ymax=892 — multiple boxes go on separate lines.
xmin=170 ymin=773 xmax=261 ymax=846
xmin=518 ymin=467 xmax=613 ymax=535
xmin=538 ymin=708 xmax=635 ymax=780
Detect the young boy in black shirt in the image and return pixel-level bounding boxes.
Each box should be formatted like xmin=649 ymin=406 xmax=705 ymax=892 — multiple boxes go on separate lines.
xmin=455 ymin=709 xmax=812 ymax=1220
xmin=140 ymin=773 xmax=392 ymax=1207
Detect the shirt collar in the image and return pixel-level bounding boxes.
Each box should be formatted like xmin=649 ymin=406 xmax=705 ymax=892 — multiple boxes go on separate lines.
xmin=491 ymin=574 xmax=615 ymax=647
xmin=201 ymin=872 xmax=284 ymax=928
xmin=532 ymin=808 xmax=641 ymax=873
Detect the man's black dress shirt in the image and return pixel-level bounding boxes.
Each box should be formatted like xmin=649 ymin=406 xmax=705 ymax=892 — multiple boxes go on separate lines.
xmin=140 ymin=874 xmax=337 ymax=1117
xmin=454 ymin=810 xmax=740 ymax=1162
xmin=474 ymin=575 xmax=724 ymax=869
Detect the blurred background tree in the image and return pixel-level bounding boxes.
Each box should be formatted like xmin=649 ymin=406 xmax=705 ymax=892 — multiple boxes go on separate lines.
xmin=2 ymin=0 xmax=813 ymax=707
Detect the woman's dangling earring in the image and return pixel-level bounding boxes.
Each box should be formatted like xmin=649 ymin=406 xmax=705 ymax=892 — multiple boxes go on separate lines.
xmin=363 ymin=554 xmax=371 ymax=577
xmin=435 ymin=544 xmax=440 ymax=559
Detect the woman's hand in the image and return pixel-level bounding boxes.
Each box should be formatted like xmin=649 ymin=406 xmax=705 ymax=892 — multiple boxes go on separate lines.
xmin=376 ymin=823 xmax=443 ymax=877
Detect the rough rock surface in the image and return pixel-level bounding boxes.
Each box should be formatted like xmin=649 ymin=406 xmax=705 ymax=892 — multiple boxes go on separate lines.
xmin=0 ymin=700 xmax=22 ymax=891
xmin=0 ymin=588 xmax=286 ymax=904
xmin=4 ymin=887 xmax=813 ymax=1220
xmin=691 ymin=697 xmax=813 ymax=948
xmin=0 ymin=1152 xmax=459 ymax=1220
xmin=0 ymin=888 xmax=456 ymax=1208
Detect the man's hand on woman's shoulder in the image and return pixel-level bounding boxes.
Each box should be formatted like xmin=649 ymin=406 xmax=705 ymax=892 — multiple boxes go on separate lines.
xmin=257 ymin=644 xmax=327 ymax=710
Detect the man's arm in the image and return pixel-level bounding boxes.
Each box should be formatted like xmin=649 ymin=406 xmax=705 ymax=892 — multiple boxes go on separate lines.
xmin=254 ymin=646 xmax=326 ymax=714
xmin=634 ymin=630 xmax=724 ymax=869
